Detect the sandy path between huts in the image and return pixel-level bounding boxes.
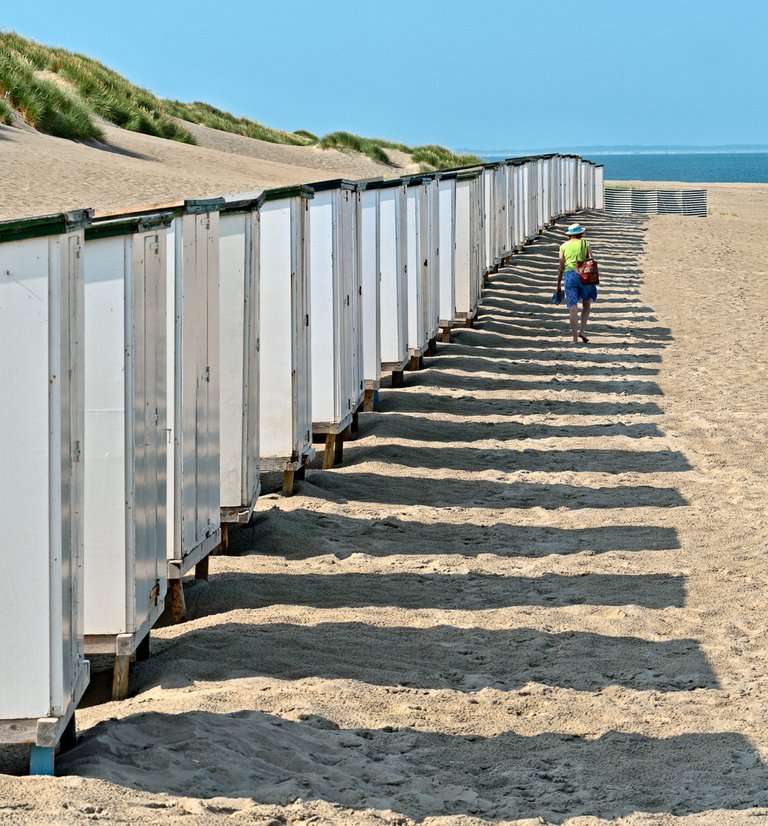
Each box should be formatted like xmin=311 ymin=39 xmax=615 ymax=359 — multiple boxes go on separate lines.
xmin=2 ymin=183 xmax=768 ymax=824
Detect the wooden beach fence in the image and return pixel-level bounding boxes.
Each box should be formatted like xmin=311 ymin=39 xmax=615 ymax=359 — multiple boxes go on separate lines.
xmin=0 ymin=210 xmax=92 ymax=774
xmin=603 ymin=187 xmax=706 ymax=217
xmin=307 ymin=179 xmax=364 ymax=469
xmin=82 ymin=210 xmax=173 ymax=700
xmin=218 ymin=192 xmax=265 ymax=547
xmin=258 ymin=185 xmax=315 ymax=496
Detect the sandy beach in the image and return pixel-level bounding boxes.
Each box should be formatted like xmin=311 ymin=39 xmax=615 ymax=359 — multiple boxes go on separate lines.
xmin=2 ymin=120 xmax=768 ymax=823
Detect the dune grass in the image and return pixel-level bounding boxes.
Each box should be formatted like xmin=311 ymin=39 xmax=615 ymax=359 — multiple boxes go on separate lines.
xmin=0 ymin=46 xmax=103 ymax=141
xmin=163 ymin=100 xmax=309 ymax=145
xmin=319 ymin=131 xmax=481 ymax=170
xmin=0 ymin=30 xmax=483 ymax=170
xmin=0 ymin=96 xmax=13 ymax=125
xmin=410 ymin=144 xmax=482 ymax=171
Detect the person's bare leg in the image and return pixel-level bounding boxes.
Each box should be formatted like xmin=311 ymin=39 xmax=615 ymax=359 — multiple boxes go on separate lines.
xmin=579 ymin=301 xmax=592 ymax=341
xmin=569 ymin=305 xmax=580 ymax=343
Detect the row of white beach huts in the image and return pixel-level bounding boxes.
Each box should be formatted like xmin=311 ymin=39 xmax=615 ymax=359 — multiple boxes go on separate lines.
xmin=0 ymin=153 xmax=603 ymax=773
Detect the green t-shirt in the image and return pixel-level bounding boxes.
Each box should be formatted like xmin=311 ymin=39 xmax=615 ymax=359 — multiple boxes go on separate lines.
xmin=560 ymin=238 xmax=590 ymax=272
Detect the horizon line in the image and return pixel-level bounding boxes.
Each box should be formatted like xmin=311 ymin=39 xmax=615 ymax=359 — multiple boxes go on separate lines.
xmin=464 ymin=144 xmax=768 ymax=155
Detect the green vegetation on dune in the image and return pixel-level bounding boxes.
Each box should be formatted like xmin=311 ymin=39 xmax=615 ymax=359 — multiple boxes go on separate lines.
xmin=163 ymin=100 xmax=310 ymax=145
xmin=0 ymin=45 xmax=104 ymax=141
xmin=0 ymin=31 xmax=482 ymax=170
xmin=319 ymin=131 xmax=481 ymax=170
xmin=0 ymin=96 xmax=14 ymax=125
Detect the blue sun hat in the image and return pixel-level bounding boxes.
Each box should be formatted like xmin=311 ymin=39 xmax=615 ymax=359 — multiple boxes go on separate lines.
xmin=566 ymin=223 xmax=585 ymax=235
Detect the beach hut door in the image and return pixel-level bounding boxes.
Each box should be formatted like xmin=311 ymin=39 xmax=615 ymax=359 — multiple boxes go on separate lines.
xmin=59 ymin=232 xmax=85 ymax=711
xmin=134 ymin=231 xmax=167 ymax=618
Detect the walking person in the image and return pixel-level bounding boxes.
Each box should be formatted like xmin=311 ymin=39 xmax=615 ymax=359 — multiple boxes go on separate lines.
xmin=556 ymin=223 xmax=596 ymax=344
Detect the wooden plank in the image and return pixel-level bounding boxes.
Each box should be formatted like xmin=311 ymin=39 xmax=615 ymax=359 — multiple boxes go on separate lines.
xmin=93 ymin=200 xmax=184 ymax=220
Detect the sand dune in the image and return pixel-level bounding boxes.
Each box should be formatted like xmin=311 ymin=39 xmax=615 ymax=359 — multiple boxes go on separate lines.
xmin=0 ymin=120 xmax=406 ymax=219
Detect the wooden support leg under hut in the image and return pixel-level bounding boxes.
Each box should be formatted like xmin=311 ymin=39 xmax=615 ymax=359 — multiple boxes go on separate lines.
xmin=194 ymin=553 xmax=209 ymax=581
xmin=167 ymin=579 xmax=187 ymax=624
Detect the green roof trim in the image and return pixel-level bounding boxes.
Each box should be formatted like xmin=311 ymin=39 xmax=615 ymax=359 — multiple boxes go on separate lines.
xmin=85 ymin=211 xmax=174 ymax=240
xmin=185 ymin=197 xmax=226 ymax=214
xmin=309 ymin=178 xmax=358 ymax=193
xmin=455 ymin=169 xmax=483 ymax=181
xmin=220 ymin=191 xmax=267 ymax=214
xmin=263 ymin=185 xmax=315 ymax=202
xmin=0 ymin=209 xmax=93 ymax=244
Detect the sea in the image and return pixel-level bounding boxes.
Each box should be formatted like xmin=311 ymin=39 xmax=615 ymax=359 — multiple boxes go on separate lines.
xmin=476 ymin=150 xmax=768 ymax=184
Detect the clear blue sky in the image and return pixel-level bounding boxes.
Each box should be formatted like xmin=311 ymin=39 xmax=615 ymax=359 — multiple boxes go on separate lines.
xmin=2 ymin=0 xmax=766 ymax=151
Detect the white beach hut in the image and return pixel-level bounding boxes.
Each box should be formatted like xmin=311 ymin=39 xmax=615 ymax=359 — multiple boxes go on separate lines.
xmin=165 ymin=198 xmax=224 ymax=621
xmin=514 ymin=160 xmax=527 ymax=249
xmin=425 ymin=174 xmax=441 ymax=348
xmin=436 ymin=172 xmax=457 ymax=342
xmin=218 ymin=193 xmax=264 ymax=545
xmin=481 ymin=165 xmax=495 ymax=274
xmin=493 ymin=162 xmax=510 ymax=267
xmin=0 ymin=210 xmax=91 ymax=774
xmin=371 ymin=179 xmax=409 ymax=387
xmin=258 ymin=185 xmax=315 ymax=494
xmin=357 ymin=180 xmax=382 ymax=411
xmin=307 ymin=179 xmax=363 ymax=468
xmin=454 ymin=169 xmax=484 ymax=327
xmin=404 ymin=176 xmax=431 ymax=370
xmin=82 ymin=210 xmax=172 ymax=700
xmin=594 ymin=163 xmax=606 ymax=209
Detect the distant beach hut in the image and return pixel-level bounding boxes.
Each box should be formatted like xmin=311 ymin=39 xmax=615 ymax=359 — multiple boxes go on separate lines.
xmin=357 ymin=180 xmax=382 ymax=411
xmin=404 ymin=176 xmax=432 ymax=370
xmin=594 ymin=163 xmax=605 ymax=209
xmin=218 ymin=193 xmax=264 ymax=544
xmin=436 ymin=171 xmax=457 ymax=342
xmin=454 ymin=169 xmax=485 ymax=328
xmin=0 ymin=210 xmax=92 ymax=774
xmin=424 ymin=173 xmax=441 ymax=349
xmin=481 ymin=165 xmax=495 ymax=274
xmin=82 ymin=209 xmax=173 ymax=699
xmin=165 ymin=198 xmax=224 ymax=621
xmin=370 ymin=179 xmax=409 ymax=387
xmin=258 ymin=185 xmax=315 ymax=495
xmin=307 ymin=179 xmax=364 ymax=468
xmin=483 ymin=162 xmax=510 ymax=271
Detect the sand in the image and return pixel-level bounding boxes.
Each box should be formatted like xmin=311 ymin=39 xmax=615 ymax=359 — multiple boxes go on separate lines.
xmin=2 ymin=120 xmax=768 ymax=823
xmin=0 ymin=119 xmax=409 ymax=220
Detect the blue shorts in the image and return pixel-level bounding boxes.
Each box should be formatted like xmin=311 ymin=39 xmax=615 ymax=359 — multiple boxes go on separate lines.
xmin=564 ymin=269 xmax=597 ymax=308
